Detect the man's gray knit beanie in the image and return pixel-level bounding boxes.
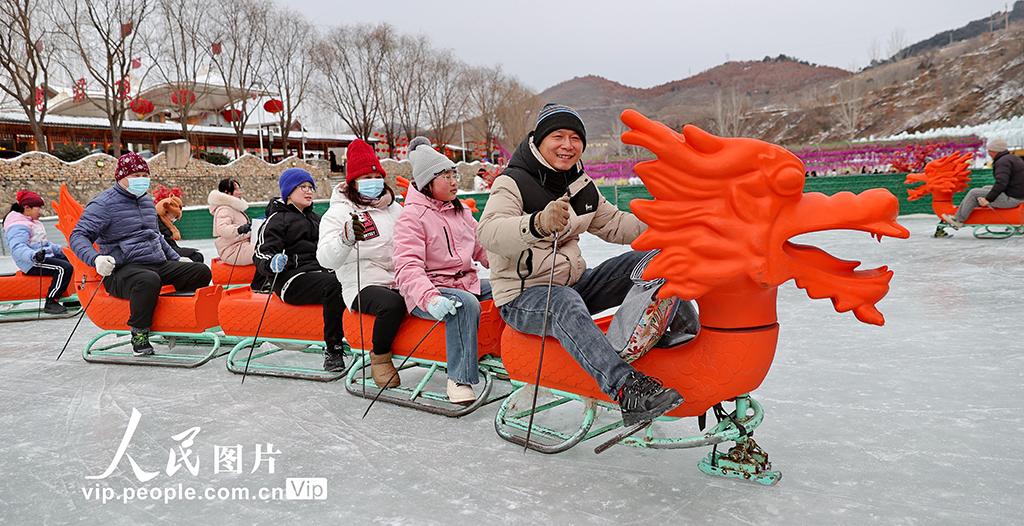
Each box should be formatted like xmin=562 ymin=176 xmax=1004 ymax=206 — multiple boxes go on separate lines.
xmin=409 ymin=136 xmax=457 ymax=191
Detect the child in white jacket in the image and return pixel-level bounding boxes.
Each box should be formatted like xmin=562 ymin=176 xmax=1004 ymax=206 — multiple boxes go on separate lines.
xmin=317 ymin=139 xmax=404 ymax=388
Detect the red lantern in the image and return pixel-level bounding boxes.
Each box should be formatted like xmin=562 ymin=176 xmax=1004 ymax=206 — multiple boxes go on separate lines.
xmin=170 ymin=89 xmax=195 ymax=106
xmin=263 ymin=99 xmax=283 ymax=114
xmin=130 ymin=98 xmax=153 ymax=115
xmin=221 ymin=108 xmax=242 ymax=122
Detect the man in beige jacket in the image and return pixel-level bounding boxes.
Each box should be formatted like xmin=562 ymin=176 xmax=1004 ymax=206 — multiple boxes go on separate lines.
xmin=477 ymin=104 xmax=683 ymax=427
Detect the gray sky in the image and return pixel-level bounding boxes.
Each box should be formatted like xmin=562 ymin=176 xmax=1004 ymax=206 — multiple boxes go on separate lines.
xmin=284 ymin=0 xmax=1014 ymax=91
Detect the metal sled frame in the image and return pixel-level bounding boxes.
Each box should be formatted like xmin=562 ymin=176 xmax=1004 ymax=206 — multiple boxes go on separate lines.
xmin=345 ymin=352 xmax=498 ymax=417
xmin=225 ymin=336 xmax=358 ymax=382
xmin=82 ymin=329 xmax=224 ymax=368
xmin=935 ymin=221 xmax=1024 ymax=239
xmin=0 ymin=295 xmax=81 ymax=323
xmin=495 ymin=383 xmax=779 ymax=482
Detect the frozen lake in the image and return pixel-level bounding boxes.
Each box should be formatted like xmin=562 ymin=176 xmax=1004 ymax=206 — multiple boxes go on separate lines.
xmin=0 ymin=214 xmax=1020 ymax=524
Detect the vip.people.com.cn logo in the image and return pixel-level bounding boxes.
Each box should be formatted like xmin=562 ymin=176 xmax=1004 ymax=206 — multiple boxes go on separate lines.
xmin=80 ymin=408 xmax=326 ymax=504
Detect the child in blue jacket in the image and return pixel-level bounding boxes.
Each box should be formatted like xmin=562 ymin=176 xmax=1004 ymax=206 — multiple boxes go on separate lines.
xmin=3 ymin=191 xmax=73 ymax=314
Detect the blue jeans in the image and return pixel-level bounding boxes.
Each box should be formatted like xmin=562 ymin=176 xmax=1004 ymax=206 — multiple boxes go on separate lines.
xmin=498 ymin=250 xmax=646 ymax=398
xmin=411 ymin=281 xmax=492 ymax=385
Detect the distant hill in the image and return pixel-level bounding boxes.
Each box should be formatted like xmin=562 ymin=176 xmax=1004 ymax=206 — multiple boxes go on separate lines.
xmin=539 ymin=1 xmax=1024 ymax=150
xmin=541 ymin=57 xmax=850 ymax=144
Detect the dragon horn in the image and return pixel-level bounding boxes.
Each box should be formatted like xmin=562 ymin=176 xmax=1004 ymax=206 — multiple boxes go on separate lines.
xmin=620 ymin=109 xmax=684 ymax=155
xmin=681 ymin=124 xmax=726 ymax=155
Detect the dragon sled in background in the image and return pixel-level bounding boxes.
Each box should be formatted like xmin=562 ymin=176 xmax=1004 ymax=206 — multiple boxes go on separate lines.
xmin=44 ymin=110 xmax=909 ymax=485
xmin=904 ymin=151 xmax=1024 ymax=239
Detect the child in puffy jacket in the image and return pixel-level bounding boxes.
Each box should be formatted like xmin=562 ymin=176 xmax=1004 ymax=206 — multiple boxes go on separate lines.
xmin=2 ymin=191 xmax=73 ymax=314
xmin=155 ymin=196 xmax=204 ymax=263
xmin=392 ymin=137 xmax=490 ymax=404
xmin=317 ymin=139 xmax=404 ymax=387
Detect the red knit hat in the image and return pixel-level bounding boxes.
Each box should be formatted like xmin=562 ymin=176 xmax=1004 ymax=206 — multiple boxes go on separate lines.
xmin=115 ymin=152 xmax=150 ymax=181
xmin=16 ymin=190 xmax=44 ymax=208
xmin=345 ymin=139 xmax=385 ymax=184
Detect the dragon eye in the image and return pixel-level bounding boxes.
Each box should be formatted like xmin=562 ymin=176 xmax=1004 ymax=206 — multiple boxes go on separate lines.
xmin=771 ymin=166 xmax=804 ymax=196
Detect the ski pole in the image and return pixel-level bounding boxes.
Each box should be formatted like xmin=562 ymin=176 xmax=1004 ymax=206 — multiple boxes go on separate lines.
xmin=361 ymin=318 xmax=442 ymax=419
xmin=354 ymin=213 xmax=365 ymax=397
xmin=56 ymin=277 xmax=102 ymax=361
xmin=36 ymin=256 xmax=43 ymax=321
xmin=985 ymin=204 xmax=1020 ymax=228
xmin=523 ymin=231 xmax=560 ymax=453
xmin=241 ymin=253 xmax=284 ymax=385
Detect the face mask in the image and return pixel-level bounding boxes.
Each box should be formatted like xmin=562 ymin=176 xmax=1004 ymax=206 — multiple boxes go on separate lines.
xmin=126 ymin=177 xmax=150 ymax=197
xmin=357 ymin=179 xmax=385 ymax=199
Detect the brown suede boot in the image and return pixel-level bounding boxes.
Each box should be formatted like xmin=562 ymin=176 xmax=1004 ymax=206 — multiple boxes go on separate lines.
xmin=370 ymin=352 xmax=400 ymax=388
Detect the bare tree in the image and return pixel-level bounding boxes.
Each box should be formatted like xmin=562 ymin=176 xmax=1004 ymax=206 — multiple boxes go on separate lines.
xmin=312 ymin=23 xmax=391 ymax=140
xmin=887 ymin=28 xmax=907 ymax=61
xmin=384 ymin=32 xmax=431 ymax=155
xmin=709 ymin=88 xmax=745 ymax=137
xmin=867 ymin=37 xmax=882 ymax=65
xmin=495 ymin=78 xmax=542 ymax=147
xmin=421 ymin=50 xmax=467 ymax=151
xmin=51 ymin=0 xmax=152 ymax=157
xmin=833 ymin=80 xmax=865 ymax=139
xmin=263 ymin=7 xmax=315 ymax=155
xmin=0 ymin=0 xmax=56 ymax=151
xmin=465 ymin=65 xmax=506 ymax=155
xmin=144 ymin=0 xmax=208 ymax=149
xmin=208 ymin=0 xmax=269 ymax=154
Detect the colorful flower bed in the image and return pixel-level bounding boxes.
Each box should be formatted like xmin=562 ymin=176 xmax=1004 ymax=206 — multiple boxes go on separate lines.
xmin=579 ymin=136 xmax=985 ymax=182
xmin=789 ymin=136 xmax=985 ymax=175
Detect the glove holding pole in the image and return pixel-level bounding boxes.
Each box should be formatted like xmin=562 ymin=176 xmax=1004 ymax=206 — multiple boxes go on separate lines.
xmin=340 ymin=213 xmax=366 ymax=247
xmin=534 ymin=195 xmax=571 ymax=237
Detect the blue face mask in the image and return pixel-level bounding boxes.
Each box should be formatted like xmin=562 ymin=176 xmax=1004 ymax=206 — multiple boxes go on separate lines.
xmin=126 ymin=177 xmax=151 ymax=197
xmin=357 ymin=179 xmax=385 ymax=199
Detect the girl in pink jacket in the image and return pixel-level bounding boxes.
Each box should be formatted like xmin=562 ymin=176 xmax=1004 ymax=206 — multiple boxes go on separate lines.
xmin=393 ymin=137 xmax=489 ymax=404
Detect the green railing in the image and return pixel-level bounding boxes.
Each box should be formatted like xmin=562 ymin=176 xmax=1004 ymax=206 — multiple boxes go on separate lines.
xmin=175 ymin=171 xmax=995 ymax=240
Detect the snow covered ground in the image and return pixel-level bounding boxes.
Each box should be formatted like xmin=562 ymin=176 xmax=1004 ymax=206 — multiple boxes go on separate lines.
xmin=0 ymin=214 xmax=1021 ymax=524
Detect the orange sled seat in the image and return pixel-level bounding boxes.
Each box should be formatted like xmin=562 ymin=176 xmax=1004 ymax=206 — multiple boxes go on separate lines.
xmin=210 ymin=258 xmax=256 ymax=286
xmin=342 ymin=299 xmax=507 ymax=417
xmin=218 ymin=285 xmax=351 ymax=381
xmin=0 ymin=270 xmax=81 ymax=322
xmin=498 ymin=318 xmax=778 ymax=419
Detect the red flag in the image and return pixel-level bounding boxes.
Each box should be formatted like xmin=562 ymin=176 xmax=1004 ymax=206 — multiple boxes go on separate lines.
xmin=131 ymin=57 xmax=141 ymax=69
xmin=120 ymin=22 xmax=132 ymax=38
xmin=211 ymin=42 xmax=222 ymax=55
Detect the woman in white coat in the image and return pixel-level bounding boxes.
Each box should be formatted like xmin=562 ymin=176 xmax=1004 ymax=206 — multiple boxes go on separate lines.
xmin=317 ymin=139 xmax=404 ymax=388
xmin=207 ymin=178 xmax=254 ymax=266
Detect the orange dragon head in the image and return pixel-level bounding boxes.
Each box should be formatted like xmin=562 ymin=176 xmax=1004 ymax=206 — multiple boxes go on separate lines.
xmin=904 ymin=152 xmax=973 ymax=201
xmin=621 ymin=110 xmax=909 ymax=328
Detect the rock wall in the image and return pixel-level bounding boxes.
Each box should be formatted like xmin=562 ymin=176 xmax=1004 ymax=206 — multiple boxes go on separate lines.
xmin=0 ymin=152 xmax=332 ymax=214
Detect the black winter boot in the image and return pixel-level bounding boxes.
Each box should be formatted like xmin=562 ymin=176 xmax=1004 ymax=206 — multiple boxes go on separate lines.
xmin=130 ymin=327 xmax=155 ymax=356
xmin=616 ymin=371 xmax=684 ymax=426
xmin=323 ymin=342 xmax=349 ymax=372
xmin=44 ymin=298 xmax=68 ymax=315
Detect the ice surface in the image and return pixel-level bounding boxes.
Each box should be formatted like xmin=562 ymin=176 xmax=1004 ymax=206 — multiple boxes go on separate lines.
xmin=0 ymin=215 xmax=1021 ymax=524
